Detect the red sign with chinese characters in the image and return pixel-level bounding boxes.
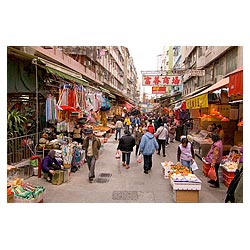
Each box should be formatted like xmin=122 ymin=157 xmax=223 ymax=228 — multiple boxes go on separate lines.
xmin=142 ymin=75 xmax=182 ymax=86
xmin=152 ymin=86 xmax=166 ymax=94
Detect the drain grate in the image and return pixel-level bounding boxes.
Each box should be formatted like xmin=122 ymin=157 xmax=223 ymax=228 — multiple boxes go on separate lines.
xmin=95 ymin=178 xmax=109 ymax=183
xmin=112 ymin=191 xmax=139 ymax=200
xmin=99 ymin=173 xmax=112 ymax=178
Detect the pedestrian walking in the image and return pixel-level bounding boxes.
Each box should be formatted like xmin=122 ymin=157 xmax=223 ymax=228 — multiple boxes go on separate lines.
xmin=147 ymin=120 xmax=155 ymax=134
xmin=117 ymin=129 xmax=135 ymax=169
xmin=168 ymin=122 xmax=176 ymax=142
xmin=204 ymin=133 xmax=223 ymax=188
xmin=114 ymin=118 xmax=123 ymax=140
xmin=123 ymin=115 xmax=131 ymax=131
xmin=134 ymin=125 xmax=143 ymax=156
xmin=139 ymin=127 xmax=159 ymax=174
xmin=177 ymin=137 xmax=195 ymax=171
xmin=164 ymin=122 xmax=170 ymax=146
xmin=155 ymin=123 xmax=168 ymax=157
xmin=82 ymin=129 xmax=101 ymax=182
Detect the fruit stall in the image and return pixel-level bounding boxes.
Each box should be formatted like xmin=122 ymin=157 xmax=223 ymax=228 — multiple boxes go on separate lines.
xmin=161 ymin=161 xmax=202 ymax=203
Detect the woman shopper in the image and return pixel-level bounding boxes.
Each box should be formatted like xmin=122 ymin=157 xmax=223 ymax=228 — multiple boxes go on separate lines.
xmin=155 ymin=123 xmax=168 ymax=157
xmin=117 ymin=129 xmax=135 ymax=169
xmin=168 ymin=122 xmax=176 ymax=142
xmin=82 ymin=129 xmax=101 ymax=182
xmin=177 ymin=137 xmax=195 ymax=171
xmin=204 ymin=133 xmax=223 ymax=188
xmin=139 ymin=127 xmax=159 ymax=174
xmin=123 ymin=115 xmax=131 ymax=131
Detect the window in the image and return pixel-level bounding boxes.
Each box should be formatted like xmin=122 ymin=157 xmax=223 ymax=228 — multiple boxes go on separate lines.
xmin=198 ymin=46 xmax=203 ymax=57
xmin=226 ymin=47 xmax=237 ymax=74
xmin=215 ymin=59 xmax=224 ymax=76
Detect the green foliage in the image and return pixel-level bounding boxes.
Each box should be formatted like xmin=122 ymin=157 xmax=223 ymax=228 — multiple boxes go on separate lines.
xmin=7 ymin=110 xmax=27 ymax=138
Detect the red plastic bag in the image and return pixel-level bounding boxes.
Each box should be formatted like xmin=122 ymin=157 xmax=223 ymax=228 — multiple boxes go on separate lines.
xmin=137 ymin=154 xmax=142 ymax=163
xmin=208 ymin=166 xmax=217 ymax=181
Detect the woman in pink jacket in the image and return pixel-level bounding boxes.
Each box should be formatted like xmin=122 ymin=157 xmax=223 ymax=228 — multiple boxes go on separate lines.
xmin=205 ymin=133 xmax=223 ymax=188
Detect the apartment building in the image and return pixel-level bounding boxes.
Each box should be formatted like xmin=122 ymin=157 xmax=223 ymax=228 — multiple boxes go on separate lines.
xmin=181 ymin=46 xmax=243 ymax=97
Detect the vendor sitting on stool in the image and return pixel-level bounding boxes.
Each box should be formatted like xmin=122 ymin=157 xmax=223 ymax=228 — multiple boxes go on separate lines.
xmin=41 ymin=149 xmax=63 ymax=182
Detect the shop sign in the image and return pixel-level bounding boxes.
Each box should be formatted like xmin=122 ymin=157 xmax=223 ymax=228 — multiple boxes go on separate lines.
xmin=152 ymin=86 xmax=166 ymax=94
xmin=186 ymin=94 xmax=208 ymax=109
xmin=142 ymin=75 xmax=182 ymax=86
xmin=186 ymin=69 xmax=205 ymax=77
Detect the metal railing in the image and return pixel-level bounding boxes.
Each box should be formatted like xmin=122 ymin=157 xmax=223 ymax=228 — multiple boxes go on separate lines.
xmin=7 ymin=133 xmax=42 ymax=165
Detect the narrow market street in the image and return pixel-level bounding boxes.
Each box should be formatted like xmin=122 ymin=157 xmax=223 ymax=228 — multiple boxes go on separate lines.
xmin=27 ymin=130 xmax=227 ymax=203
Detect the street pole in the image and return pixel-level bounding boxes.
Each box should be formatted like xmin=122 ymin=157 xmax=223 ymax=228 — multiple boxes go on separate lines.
xmin=33 ymin=59 xmax=39 ymax=154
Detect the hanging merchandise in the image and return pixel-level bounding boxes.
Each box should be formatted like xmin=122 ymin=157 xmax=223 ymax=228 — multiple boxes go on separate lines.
xmin=46 ymin=94 xmax=58 ymax=122
xmin=100 ymin=96 xmax=111 ymax=111
xmin=61 ymin=144 xmax=73 ymax=167
xmin=85 ymin=92 xmax=94 ymax=112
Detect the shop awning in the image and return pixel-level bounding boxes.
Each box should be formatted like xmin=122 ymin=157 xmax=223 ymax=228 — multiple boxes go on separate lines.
xmin=226 ymin=66 xmax=243 ymax=96
xmin=189 ymin=77 xmax=229 ymax=99
xmin=108 ymin=93 xmax=116 ymax=99
xmin=182 ymin=84 xmax=212 ymax=100
xmin=99 ymin=86 xmax=111 ymax=95
xmin=38 ymin=58 xmax=89 ymax=86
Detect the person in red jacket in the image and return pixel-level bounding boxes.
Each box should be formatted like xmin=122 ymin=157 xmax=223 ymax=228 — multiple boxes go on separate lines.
xmin=147 ymin=120 xmax=155 ymax=134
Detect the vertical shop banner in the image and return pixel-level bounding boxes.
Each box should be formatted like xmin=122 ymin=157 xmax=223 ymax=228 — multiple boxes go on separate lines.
xmin=152 ymin=86 xmax=166 ymax=94
xmin=142 ymin=75 xmax=182 ymax=86
xmin=186 ymin=94 xmax=208 ymax=109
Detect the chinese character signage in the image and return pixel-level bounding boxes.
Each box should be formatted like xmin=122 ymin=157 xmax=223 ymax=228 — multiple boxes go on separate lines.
xmin=142 ymin=75 xmax=182 ymax=86
xmin=152 ymin=86 xmax=166 ymax=94
xmin=186 ymin=94 xmax=208 ymax=109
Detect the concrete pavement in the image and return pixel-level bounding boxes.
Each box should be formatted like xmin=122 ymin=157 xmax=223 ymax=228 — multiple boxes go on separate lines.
xmin=27 ymin=130 xmax=228 ymax=203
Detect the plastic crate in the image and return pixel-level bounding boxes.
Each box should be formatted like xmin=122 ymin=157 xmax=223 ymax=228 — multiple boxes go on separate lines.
xmin=223 ymin=173 xmax=234 ymax=183
xmin=223 ymin=178 xmax=232 ymax=188
xmin=222 ymin=168 xmax=235 ymax=178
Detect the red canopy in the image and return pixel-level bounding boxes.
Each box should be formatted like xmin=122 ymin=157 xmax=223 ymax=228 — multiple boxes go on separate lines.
xmin=228 ymin=66 xmax=243 ymax=96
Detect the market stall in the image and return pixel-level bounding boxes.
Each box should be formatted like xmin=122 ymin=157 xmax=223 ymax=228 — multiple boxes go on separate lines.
xmin=161 ymin=161 xmax=202 ymax=203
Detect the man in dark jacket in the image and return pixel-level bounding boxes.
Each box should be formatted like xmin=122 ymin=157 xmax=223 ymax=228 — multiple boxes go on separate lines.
xmin=41 ymin=149 xmax=63 ymax=182
xmin=82 ymin=129 xmax=101 ymax=182
xmin=117 ymin=129 xmax=135 ymax=169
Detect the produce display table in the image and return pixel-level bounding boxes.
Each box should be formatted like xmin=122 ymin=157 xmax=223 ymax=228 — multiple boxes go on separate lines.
xmin=170 ymin=175 xmax=202 ymax=203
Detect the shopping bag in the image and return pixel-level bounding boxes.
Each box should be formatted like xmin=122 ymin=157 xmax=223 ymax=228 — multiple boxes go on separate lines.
xmin=191 ymin=161 xmax=198 ymax=171
xmin=137 ymin=154 xmax=142 ymax=163
xmin=207 ymin=166 xmax=217 ymax=181
xmin=115 ymin=150 xmax=120 ymax=159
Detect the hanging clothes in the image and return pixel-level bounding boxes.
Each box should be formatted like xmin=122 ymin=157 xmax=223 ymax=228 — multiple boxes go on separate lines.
xmin=46 ymin=94 xmax=57 ymax=122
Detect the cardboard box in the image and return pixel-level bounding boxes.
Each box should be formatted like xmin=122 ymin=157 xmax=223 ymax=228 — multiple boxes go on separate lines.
xmin=174 ymin=190 xmax=199 ymax=203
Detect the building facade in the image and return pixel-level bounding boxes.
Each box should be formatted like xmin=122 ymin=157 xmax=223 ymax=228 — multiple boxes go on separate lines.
xmin=181 ymin=46 xmax=243 ymax=97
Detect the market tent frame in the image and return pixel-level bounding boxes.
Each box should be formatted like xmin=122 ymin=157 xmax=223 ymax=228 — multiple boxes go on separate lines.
xmin=38 ymin=58 xmax=89 ymax=87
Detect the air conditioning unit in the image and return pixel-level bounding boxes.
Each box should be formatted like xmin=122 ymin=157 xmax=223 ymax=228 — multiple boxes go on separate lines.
xmin=83 ymin=61 xmax=91 ymax=67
